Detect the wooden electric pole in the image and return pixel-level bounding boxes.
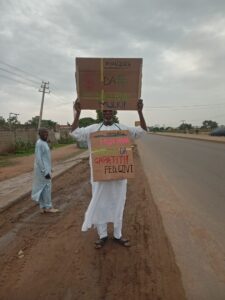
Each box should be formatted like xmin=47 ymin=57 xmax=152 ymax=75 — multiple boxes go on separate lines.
xmin=38 ymin=81 xmax=50 ymax=129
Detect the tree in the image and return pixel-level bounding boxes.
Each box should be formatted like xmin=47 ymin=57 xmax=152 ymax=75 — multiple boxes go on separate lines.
xmin=25 ymin=116 xmax=39 ymax=128
xmin=79 ymin=117 xmax=97 ymax=128
xmin=150 ymin=126 xmax=160 ymax=132
xmin=0 ymin=116 xmax=7 ymax=128
xmin=202 ymin=120 xmax=218 ymax=129
xmin=42 ymin=119 xmax=57 ymax=129
xmin=178 ymin=123 xmax=193 ymax=131
xmin=96 ymin=110 xmax=119 ymax=123
xmin=25 ymin=116 xmax=57 ymax=129
xmin=7 ymin=115 xmax=20 ymax=128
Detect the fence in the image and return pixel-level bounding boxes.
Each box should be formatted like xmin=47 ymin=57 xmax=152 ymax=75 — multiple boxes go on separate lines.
xmin=0 ymin=128 xmax=58 ymax=153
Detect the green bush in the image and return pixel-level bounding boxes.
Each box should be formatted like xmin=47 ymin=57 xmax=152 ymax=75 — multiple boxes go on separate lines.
xmin=58 ymin=136 xmax=75 ymax=144
xmin=15 ymin=140 xmax=35 ymax=154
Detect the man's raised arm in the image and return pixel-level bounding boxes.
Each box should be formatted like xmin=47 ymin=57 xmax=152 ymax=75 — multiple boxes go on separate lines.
xmin=71 ymin=99 xmax=81 ymax=132
xmin=137 ymin=99 xmax=147 ymax=131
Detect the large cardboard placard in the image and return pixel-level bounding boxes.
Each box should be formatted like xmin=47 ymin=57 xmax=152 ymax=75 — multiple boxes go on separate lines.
xmin=90 ymin=130 xmax=135 ymax=181
xmin=76 ymin=57 xmax=142 ymax=110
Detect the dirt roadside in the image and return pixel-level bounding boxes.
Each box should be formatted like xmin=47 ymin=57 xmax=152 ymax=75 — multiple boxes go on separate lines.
xmin=0 ymin=149 xmax=186 ymax=300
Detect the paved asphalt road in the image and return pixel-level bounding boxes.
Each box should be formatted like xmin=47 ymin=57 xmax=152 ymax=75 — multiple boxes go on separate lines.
xmin=137 ymin=134 xmax=225 ymax=300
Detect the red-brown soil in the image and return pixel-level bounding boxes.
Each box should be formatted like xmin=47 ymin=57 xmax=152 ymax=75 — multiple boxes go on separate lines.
xmin=0 ymin=150 xmax=186 ymax=300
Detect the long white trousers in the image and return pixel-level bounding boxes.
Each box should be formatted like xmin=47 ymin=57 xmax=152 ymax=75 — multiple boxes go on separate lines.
xmin=96 ymin=221 xmax=122 ymax=239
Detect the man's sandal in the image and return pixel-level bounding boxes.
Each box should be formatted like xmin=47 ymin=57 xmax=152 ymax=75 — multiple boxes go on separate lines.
xmin=94 ymin=237 xmax=108 ymax=249
xmin=40 ymin=208 xmax=59 ymax=214
xmin=113 ymin=237 xmax=131 ymax=247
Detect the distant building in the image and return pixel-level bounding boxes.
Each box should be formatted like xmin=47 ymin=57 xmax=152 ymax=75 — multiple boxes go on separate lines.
xmin=53 ymin=124 xmax=72 ymax=142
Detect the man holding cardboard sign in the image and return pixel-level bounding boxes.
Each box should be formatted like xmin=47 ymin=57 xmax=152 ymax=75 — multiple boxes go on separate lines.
xmin=71 ymin=99 xmax=147 ymax=249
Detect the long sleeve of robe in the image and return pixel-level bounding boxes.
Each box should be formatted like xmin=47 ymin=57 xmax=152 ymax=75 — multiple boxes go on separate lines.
xmin=71 ymin=123 xmax=145 ymax=231
xmin=31 ymin=139 xmax=52 ymax=203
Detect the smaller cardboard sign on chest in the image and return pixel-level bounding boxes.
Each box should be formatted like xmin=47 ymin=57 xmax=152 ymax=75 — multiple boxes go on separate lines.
xmin=90 ymin=130 xmax=135 ymax=181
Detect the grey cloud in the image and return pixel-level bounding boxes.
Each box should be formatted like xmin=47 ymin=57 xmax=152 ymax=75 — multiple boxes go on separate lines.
xmin=0 ymin=0 xmax=225 ymax=126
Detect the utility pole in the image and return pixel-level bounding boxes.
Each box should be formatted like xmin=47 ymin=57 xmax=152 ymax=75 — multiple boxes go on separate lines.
xmin=180 ymin=120 xmax=186 ymax=133
xmin=38 ymin=81 xmax=50 ymax=129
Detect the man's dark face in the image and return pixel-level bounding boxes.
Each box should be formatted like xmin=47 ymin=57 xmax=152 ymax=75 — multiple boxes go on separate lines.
xmin=103 ymin=110 xmax=113 ymax=125
xmin=39 ymin=130 xmax=48 ymax=141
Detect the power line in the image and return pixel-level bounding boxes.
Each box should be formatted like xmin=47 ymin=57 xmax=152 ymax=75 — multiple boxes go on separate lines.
xmin=144 ymin=102 xmax=225 ymax=109
xmin=50 ymin=92 xmax=70 ymax=103
xmin=0 ymin=74 xmax=37 ymax=88
xmin=0 ymin=67 xmax=40 ymax=85
xmin=0 ymin=73 xmax=70 ymax=106
xmin=0 ymin=59 xmax=42 ymax=83
xmin=56 ymin=101 xmax=72 ymax=107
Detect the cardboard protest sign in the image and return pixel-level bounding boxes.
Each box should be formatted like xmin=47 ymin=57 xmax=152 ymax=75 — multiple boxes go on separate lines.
xmin=90 ymin=130 xmax=135 ymax=181
xmin=76 ymin=57 xmax=142 ymax=110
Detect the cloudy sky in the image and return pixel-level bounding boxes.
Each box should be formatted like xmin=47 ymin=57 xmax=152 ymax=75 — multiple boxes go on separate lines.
xmin=0 ymin=0 xmax=225 ymax=127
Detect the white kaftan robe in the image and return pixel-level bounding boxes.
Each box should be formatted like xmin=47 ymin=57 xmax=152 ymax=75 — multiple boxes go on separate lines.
xmin=31 ymin=139 xmax=52 ymax=208
xmin=71 ymin=123 xmax=144 ymax=231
